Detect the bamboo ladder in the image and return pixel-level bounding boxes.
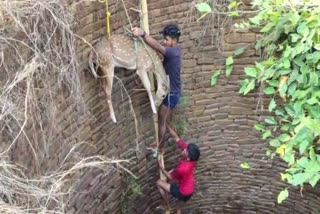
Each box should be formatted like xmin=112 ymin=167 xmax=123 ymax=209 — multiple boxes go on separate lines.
xmin=99 ymin=0 xmax=170 ymax=212
xmin=140 ymin=1 xmax=170 ymax=213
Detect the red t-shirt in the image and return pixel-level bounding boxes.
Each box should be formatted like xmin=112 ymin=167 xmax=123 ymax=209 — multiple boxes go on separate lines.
xmin=170 ymin=139 xmax=196 ymax=196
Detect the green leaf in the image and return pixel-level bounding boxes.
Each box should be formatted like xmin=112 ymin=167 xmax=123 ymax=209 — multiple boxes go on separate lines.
xmin=279 ymin=69 xmax=291 ymax=75
xmin=297 ymin=22 xmax=309 ymax=37
xmin=234 ymin=47 xmax=245 ymax=56
xmin=285 ymin=105 xmax=295 ymax=116
xmin=288 ymin=83 xmax=297 ymax=96
xmin=268 ymin=80 xmax=279 ymax=87
xmin=240 ymin=162 xmax=250 ymax=169
xmin=297 ymin=157 xmax=309 ymax=168
xmin=291 ymin=34 xmax=301 ymax=43
xmin=244 ymin=67 xmax=257 ymax=77
xmin=268 ymin=99 xmax=276 ymax=112
xmin=265 ymin=117 xmax=277 ymax=125
xmin=315 ymin=44 xmax=320 ymax=51
xmin=310 ymin=72 xmax=319 ymax=86
xmin=269 ymin=139 xmax=281 ymax=147
xmin=305 ymin=160 xmax=320 ymax=173
xmin=226 ymin=56 xmax=234 ymax=66
xmin=264 ymin=87 xmax=276 ymax=95
xmin=263 ymin=130 xmax=271 ymax=139
xmin=243 ymin=79 xmax=255 ymax=95
xmin=228 ymin=1 xmax=237 ymax=10
xmin=211 ymin=70 xmax=221 ymax=86
xmin=288 ymin=11 xmax=300 ymax=26
xmin=283 ymin=59 xmax=291 ymax=69
xmin=229 ymin=11 xmax=239 ymax=17
xmin=210 ymin=77 xmax=218 ymax=86
xmin=195 ymin=2 xmax=212 ymax=13
xmin=281 ymin=124 xmax=290 ymax=131
xmin=293 ymin=101 xmax=303 ymax=118
xmin=249 ymin=15 xmax=262 ymax=25
xmin=300 ymin=117 xmax=320 ymax=134
xmin=260 ymin=23 xmax=274 ymax=33
xmin=309 ymin=174 xmax=320 ymax=187
xmin=254 ymin=124 xmax=264 ymax=131
xmin=291 ymin=173 xmax=310 ymax=186
xmin=277 ymin=189 xmax=289 ymax=204
xmin=226 ymin=65 xmax=233 ymax=77
xmin=310 ymin=147 xmax=316 ymax=161
xmin=299 ymin=140 xmax=310 ymax=154
xmin=294 ymin=127 xmax=310 ymax=142
xmin=307 ymin=97 xmax=318 ymax=105
xmin=275 ymin=108 xmax=285 ymax=116
xmin=279 ymin=83 xmax=288 ymax=98
xmin=239 ymin=79 xmax=249 ymax=94
xmin=279 ymin=134 xmax=290 ymax=142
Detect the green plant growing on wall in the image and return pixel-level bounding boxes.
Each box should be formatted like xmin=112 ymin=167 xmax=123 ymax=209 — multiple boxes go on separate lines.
xmin=120 ymin=176 xmax=143 ymax=213
xmin=196 ymin=0 xmax=320 ymax=204
xmin=172 ymin=95 xmax=191 ymax=138
xmin=236 ymin=0 xmax=320 ymax=204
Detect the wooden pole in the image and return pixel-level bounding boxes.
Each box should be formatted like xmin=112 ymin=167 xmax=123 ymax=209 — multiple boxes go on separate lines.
xmin=140 ymin=1 xmax=169 ymax=213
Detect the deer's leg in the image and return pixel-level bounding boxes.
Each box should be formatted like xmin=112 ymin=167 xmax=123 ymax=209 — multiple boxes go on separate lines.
xmin=137 ymin=69 xmax=157 ymax=114
xmin=101 ymin=65 xmax=117 ymax=123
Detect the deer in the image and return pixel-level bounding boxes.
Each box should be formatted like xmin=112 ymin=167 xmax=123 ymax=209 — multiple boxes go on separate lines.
xmin=89 ymin=34 xmax=169 ymax=123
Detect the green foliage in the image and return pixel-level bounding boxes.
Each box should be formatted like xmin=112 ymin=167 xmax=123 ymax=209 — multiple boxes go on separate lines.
xmin=240 ymin=162 xmax=250 ymax=169
xmin=195 ymin=0 xmax=241 ymax=20
xmin=195 ymin=2 xmax=212 ymax=20
xmin=234 ymin=0 xmax=320 ymax=204
xmin=120 ymin=177 xmax=142 ymax=213
xmin=225 ymin=56 xmax=234 ymax=77
xmin=211 ymin=70 xmax=221 ymax=86
xmin=234 ymin=47 xmax=246 ymax=56
xmin=195 ymin=2 xmax=212 ymax=13
xmin=277 ymin=188 xmax=289 ymax=204
xmin=202 ymin=0 xmax=320 ymax=204
xmin=174 ymin=118 xmax=189 ymax=138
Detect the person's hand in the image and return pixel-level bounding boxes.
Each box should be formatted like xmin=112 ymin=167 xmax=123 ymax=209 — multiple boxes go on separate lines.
xmin=132 ymin=27 xmax=144 ymax=37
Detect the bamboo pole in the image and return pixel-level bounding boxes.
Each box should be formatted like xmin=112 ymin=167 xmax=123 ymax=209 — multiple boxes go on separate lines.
xmin=140 ymin=1 xmax=169 ymax=213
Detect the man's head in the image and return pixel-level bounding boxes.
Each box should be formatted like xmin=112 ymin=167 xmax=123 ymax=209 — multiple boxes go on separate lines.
xmin=160 ymin=24 xmax=181 ymax=47
xmin=182 ymin=143 xmax=200 ymax=161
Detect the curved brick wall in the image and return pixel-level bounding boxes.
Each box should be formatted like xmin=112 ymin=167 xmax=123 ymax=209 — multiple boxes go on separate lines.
xmin=3 ymin=0 xmax=320 ymax=213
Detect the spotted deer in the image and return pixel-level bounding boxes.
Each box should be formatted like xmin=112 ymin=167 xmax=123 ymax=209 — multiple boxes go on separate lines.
xmin=89 ymin=34 xmax=169 ymax=123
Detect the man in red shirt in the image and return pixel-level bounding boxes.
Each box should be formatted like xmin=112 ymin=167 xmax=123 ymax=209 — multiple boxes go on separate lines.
xmin=157 ymin=125 xmax=200 ymax=214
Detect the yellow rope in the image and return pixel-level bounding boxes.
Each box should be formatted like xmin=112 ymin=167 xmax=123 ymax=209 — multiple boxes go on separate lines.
xmin=98 ymin=0 xmax=111 ymax=39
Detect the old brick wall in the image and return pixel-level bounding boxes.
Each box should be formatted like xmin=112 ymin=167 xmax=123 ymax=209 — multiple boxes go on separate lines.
xmin=2 ymin=0 xmax=320 ymax=213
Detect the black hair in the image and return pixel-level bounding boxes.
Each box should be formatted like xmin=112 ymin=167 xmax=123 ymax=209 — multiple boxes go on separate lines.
xmin=160 ymin=24 xmax=181 ymax=41
xmin=187 ymin=143 xmax=200 ymax=161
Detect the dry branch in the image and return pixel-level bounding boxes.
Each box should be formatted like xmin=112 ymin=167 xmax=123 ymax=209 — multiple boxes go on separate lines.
xmin=0 ymin=0 xmax=133 ymax=213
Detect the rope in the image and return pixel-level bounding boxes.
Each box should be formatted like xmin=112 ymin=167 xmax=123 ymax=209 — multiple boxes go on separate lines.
xmin=98 ymin=0 xmax=111 ymax=39
xmin=121 ymin=0 xmax=133 ymax=29
xmin=124 ymin=26 xmax=168 ymax=86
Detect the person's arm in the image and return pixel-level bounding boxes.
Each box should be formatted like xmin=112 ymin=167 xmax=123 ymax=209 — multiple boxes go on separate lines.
xmin=157 ymin=159 xmax=173 ymax=181
xmin=132 ymin=27 xmax=166 ymax=55
xmin=167 ymin=125 xmax=187 ymax=150
xmin=167 ymin=125 xmax=180 ymax=142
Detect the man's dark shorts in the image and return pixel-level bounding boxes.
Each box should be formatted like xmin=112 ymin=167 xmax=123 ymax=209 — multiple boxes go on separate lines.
xmin=170 ymin=183 xmax=192 ymax=202
xmin=162 ymin=93 xmax=180 ymax=109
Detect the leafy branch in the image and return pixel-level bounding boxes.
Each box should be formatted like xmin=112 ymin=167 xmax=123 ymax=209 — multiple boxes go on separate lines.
xmin=197 ymin=0 xmax=320 ymax=203
xmin=237 ymin=0 xmax=320 ymax=203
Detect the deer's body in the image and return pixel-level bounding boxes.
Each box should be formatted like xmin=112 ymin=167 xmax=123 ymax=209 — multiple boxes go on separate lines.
xmin=90 ymin=34 xmax=168 ymax=123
